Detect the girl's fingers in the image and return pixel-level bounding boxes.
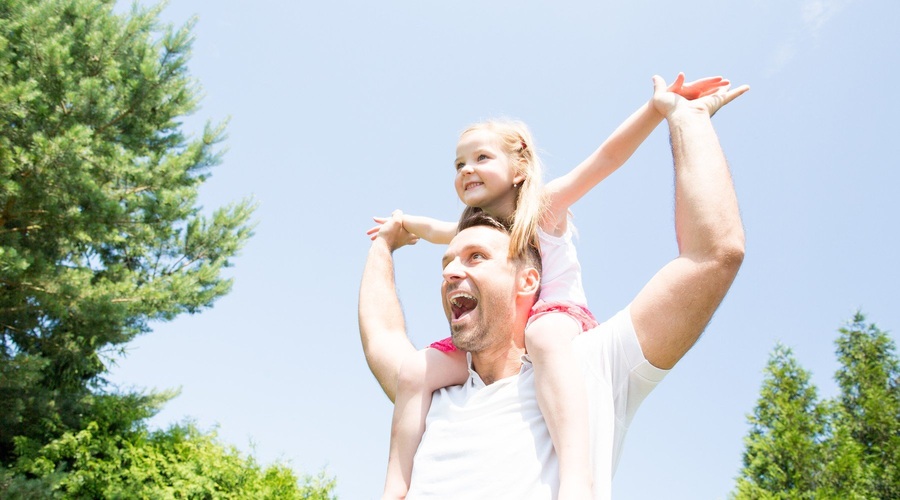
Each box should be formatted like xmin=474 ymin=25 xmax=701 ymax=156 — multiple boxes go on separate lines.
xmin=684 ymin=76 xmax=724 ymax=88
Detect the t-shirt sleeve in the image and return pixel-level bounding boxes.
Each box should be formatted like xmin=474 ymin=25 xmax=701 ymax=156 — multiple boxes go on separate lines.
xmin=577 ymin=306 xmax=669 ymax=423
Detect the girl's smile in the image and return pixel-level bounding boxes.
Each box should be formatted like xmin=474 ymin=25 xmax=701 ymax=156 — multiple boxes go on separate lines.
xmin=454 ymin=129 xmax=522 ymax=218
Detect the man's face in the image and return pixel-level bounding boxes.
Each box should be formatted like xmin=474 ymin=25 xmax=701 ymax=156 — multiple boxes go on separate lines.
xmin=441 ymin=226 xmax=520 ymax=352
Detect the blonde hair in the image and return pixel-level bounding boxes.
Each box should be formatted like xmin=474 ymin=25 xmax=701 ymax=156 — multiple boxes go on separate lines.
xmin=456 ymin=120 xmax=547 ymax=261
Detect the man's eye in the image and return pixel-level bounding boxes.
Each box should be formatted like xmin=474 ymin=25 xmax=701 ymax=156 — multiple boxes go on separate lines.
xmin=472 ymin=252 xmax=485 ymax=260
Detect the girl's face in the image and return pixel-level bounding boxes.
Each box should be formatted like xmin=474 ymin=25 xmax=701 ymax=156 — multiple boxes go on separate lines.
xmin=454 ymin=129 xmax=524 ymax=219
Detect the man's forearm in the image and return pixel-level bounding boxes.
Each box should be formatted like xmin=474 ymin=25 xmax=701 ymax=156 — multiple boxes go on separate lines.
xmin=358 ymin=239 xmax=416 ymax=402
xmin=630 ymin=75 xmax=746 ymax=369
xmin=668 ymin=107 xmax=744 ymax=259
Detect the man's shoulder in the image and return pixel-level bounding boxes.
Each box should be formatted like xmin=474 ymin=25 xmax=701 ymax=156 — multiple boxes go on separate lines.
xmin=574 ymin=306 xmax=669 ymax=383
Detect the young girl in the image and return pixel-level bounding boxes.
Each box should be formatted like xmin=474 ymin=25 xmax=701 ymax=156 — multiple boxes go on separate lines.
xmin=368 ymin=74 xmax=730 ymax=499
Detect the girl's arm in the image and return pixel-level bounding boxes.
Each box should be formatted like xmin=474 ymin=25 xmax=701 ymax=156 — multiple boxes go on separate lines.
xmin=368 ymin=213 xmax=458 ymax=244
xmin=542 ymin=74 xmax=729 ymax=235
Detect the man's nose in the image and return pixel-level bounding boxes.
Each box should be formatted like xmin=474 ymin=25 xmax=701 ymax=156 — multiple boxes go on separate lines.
xmin=442 ymin=259 xmax=465 ymax=282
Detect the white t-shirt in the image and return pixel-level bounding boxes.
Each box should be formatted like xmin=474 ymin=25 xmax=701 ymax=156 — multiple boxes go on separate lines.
xmin=537 ymin=225 xmax=588 ymax=306
xmin=407 ymin=307 xmax=668 ymax=500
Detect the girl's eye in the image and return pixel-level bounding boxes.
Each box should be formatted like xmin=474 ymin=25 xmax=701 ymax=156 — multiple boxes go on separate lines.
xmin=456 ymin=162 xmax=465 ymax=171
xmin=477 ymin=154 xmax=488 ymax=161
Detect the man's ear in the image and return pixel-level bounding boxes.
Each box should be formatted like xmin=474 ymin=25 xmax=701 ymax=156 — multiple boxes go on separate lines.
xmin=517 ymin=266 xmax=540 ymax=296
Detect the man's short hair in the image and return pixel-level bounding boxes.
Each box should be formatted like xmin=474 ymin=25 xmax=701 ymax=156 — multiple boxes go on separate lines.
xmin=457 ymin=211 xmax=542 ymax=276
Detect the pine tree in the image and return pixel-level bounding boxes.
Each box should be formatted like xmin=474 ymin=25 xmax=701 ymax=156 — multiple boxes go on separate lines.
xmin=831 ymin=313 xmax=900 ymax=498
xmin=733 ymin=314 xmax=900 ymax=498
xmin=817 ymin=400 xmax=868 ymax=499
xmin=733 ymin=344 xmax=825 ymax=499
xmin=0 ymin=0 xmax=254 ymax=464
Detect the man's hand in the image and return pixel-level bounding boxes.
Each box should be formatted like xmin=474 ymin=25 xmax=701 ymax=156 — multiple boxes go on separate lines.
xmin=632 ymin=72 xmax=747 ymax=370
xmin=652 ymin=73 xmax=749 ymax=118
xmin=360 ymin=209 xmax=418 ymax=402
xmin=368 ymin=210 xmax=420 ymax=250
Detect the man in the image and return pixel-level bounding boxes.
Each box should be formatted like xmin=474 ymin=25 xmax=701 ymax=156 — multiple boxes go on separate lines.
xmin=359 ymin=74 xmax=749 ymax=499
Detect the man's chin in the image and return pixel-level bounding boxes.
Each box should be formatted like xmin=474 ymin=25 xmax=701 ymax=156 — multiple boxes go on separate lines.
xmin=449 ymin=327 xmax=466 ymax=346
xmin=450 ymin=328 xmax=484 ymax=353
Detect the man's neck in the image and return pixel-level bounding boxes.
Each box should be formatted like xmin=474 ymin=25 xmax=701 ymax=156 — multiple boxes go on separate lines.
xmin=470 ymin=342 xmax=526 ymax=385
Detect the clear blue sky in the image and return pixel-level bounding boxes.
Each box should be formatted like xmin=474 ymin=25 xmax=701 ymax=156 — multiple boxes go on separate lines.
xmin=109 ymin=1 xmax=900 ymax=498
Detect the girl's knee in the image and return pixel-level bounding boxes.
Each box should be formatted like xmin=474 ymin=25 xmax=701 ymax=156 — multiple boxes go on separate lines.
xmin=525 ymin=313 xmax=580 ymax=354
xmin=398 ymin=348 xmax=467 ymax=394
xmin=397 ymin=350 xmax=430 ymax=393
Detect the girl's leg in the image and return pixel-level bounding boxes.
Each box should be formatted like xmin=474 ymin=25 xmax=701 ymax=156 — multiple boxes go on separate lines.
xmin=383 ymin=347 xmax=468 ymax=499
xmin=525 ymin=313 xmax=592 ymax=500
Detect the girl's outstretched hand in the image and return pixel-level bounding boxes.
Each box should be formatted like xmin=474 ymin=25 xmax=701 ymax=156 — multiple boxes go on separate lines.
xmin=653 ymin=73 xmax=750 ymax=118
xmin=367 ymin=210 xmax=420 ymax=247
xmin=366 ymin=216 xmax=389 ymax=241
xmin=673 ymin=73 xmax=730 ymax=101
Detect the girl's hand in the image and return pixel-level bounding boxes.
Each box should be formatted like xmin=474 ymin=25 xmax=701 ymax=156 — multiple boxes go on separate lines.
xmin=366 ymin=216 xmax=389 ymax=241
xmin=653 ymin=73 xmax=749 ymax=118
xmin=367 ymin=211 xmax=420 ymax=246
xmin=673 ymin=73 xmax=730 ymax=101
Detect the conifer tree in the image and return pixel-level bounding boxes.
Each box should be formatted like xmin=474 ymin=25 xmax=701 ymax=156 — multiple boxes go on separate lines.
xmin=0 ymin=0 xmax=254 ymax=463
xmin=733 ymin=315 xmax=900 ymax=498
xmin=0 ymin=2 xmax=337 ymax=495
xmin=817 ymin=400 xmax=868 ymax=499
xmin=832 ymin=313 xmax=900 ymax=498
xmin=733 ymin=344 xmax=825 ymax=499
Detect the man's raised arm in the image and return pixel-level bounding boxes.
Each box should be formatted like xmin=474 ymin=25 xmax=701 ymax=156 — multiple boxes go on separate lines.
xmin=359 ymin=211 xmax=418 ymax=402
xmin=630 ymin=75 xmax=749 ymax=370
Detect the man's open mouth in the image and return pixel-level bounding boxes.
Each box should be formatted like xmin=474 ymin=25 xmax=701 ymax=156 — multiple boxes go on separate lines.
xmin=449 ymin=292 xmax=477 ymax=320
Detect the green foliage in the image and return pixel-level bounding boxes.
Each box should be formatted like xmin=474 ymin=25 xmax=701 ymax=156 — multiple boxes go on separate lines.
xmin=0 ymin=418 xmax=336 ymax=499
xmin=0 ymin=0 xmax=255 ymax=462
xmin=0 ymin=0 xmax=335 ymax=496
xmin=733 ymin=344 xmax=823 ymax=499
xmin=832 ymin=313 xmax=900 ymax=498
xmin=733 ymin=313 xmax=900 ymax=498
